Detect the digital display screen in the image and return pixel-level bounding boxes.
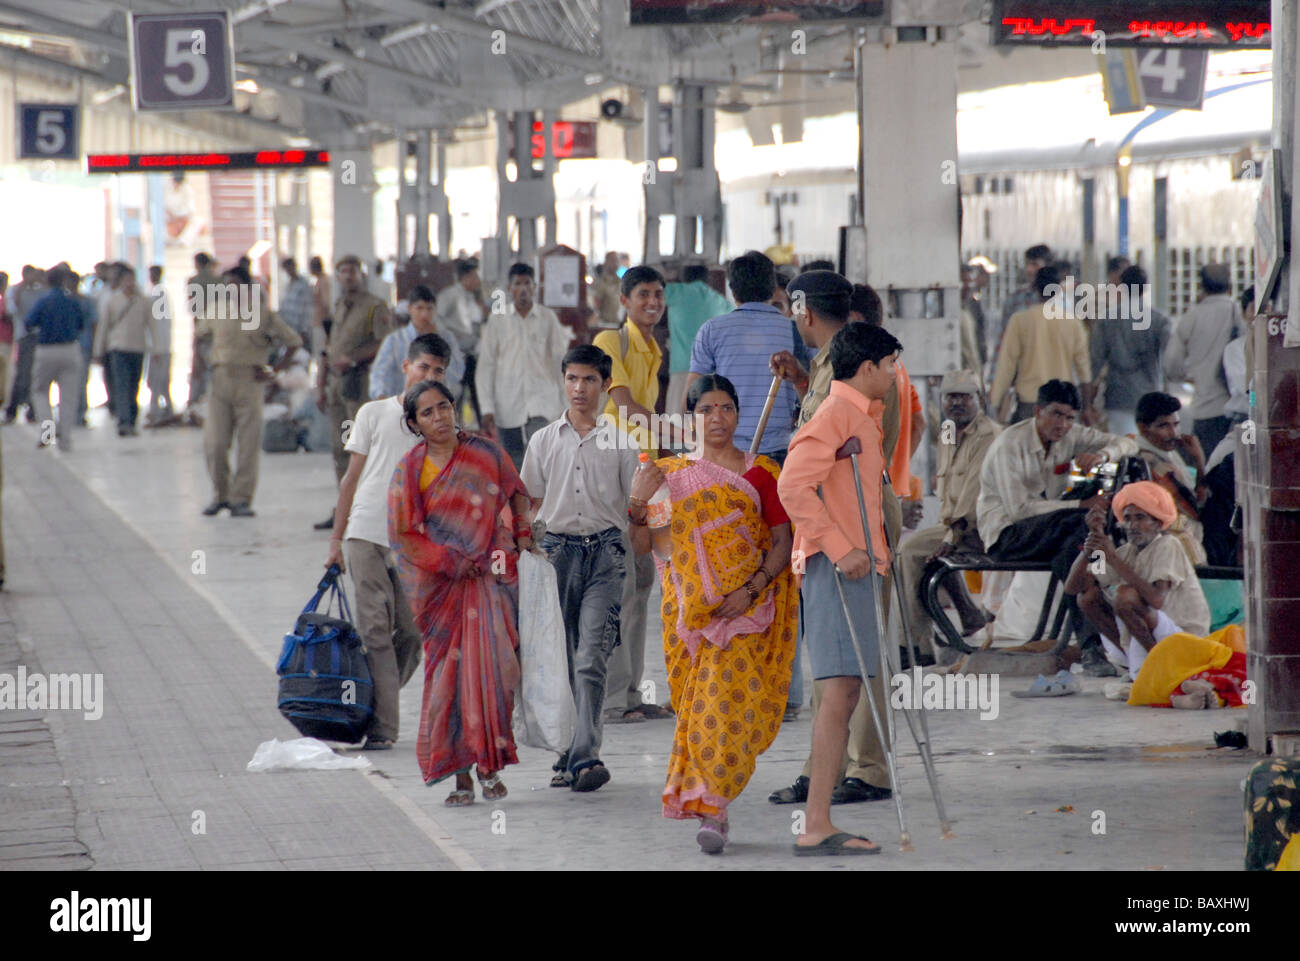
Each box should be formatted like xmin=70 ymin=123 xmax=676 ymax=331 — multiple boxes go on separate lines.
xmin=630 ymin=1 xmax=884 ymax=26
xmin=87 ymin=149 xmax=331 ymax=173
xmin=532 ymin=121 xmax=597 ymax=160
xmin=992 ymin=1 xmax=1271 ymax=47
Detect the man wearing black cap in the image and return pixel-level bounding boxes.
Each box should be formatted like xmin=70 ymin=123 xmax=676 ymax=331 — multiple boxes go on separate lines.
xmin=313 ymin=254 xmax=391 ymax=529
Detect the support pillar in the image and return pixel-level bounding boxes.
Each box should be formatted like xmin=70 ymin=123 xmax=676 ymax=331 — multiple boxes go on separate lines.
xmin=859 ymin=28 xmax=962 ymax=495
xmin=493 ymin=110 xmax=556 ymax=277
xmin=396 ymin=129 xmax=451 ymax=264
xmin=329 ymin=145 xmax=376 ymax=266
xmin=1244 ymin=0 xmax=1300 ymax=750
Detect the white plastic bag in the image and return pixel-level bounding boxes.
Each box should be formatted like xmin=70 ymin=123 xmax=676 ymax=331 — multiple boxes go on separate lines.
xmin=513 ymin=551 xmax=576 ymax=753
xmin=246 ymin=737 xmax=373 ymax=772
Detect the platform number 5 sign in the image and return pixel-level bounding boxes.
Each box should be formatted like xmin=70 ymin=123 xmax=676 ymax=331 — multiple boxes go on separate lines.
xmin=129 ymin=11 xmax=235 ymax=112
xmin=18 ymin=105 xmax=79 ymax=160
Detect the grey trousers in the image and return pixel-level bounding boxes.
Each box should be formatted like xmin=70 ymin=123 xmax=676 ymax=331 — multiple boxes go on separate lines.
xmin=31 ymin=342 xmax=82 ymax=450
xmin=605 ymin=544 xmax=656 ymax=713
xmin=542 ymin=528 xmax=626 ymax=776
xmin=345 ymin=538 xmax=422 ymax=741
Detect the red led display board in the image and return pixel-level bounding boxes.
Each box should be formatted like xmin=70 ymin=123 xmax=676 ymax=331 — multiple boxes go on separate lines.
xmin=530 ymin=121 xmax=596 ymax=160
xmin=992 ymin=1 xmax=1270 ymax=48
xmin=86 ymin=149 xmax=331 ymax=173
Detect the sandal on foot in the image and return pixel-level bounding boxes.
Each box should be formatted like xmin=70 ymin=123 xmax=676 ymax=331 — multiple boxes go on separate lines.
xmin=445 ymin=789 xmax=474 ymax=807
xmin=550 ymin=771 xmax=571 ymax=788
xmin=622 ymin=703 xmax=674 ymax=720
xmin=793 ymin=832 xmax=881 ymax=857
xmin=696 ymin=820 xmax=726 ymax=854
xmin=477 ymin=771 xmax=507 ymax=800
xmin=572 ymin=764 xmax=610 ymax=793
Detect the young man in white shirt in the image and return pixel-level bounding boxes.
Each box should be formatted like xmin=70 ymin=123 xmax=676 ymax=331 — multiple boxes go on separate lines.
xmin=323 ymin=333 xmax=451 ymax=749
xmin=146 ymin=265 xmax=174 ymax=425
xmin=520 ymin=344 xmax=639 ymax=792
xmin=476 ymin=262 xmax=573 ymax=469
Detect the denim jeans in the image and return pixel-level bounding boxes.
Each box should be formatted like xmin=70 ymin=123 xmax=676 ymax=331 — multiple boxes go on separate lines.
xmin=107 ymin=350 xmax=144 ymax=428
xmin=541 ymin=527 xmax=626 ymax=777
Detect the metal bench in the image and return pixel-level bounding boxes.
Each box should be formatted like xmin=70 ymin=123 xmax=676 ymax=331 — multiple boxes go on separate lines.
xmin=920 ymin=553 xmax=1244 ymax=655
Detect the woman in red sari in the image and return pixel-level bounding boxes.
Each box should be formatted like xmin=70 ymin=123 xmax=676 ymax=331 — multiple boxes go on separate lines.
xmin=388 ymin=380 xmax=533 ymax=805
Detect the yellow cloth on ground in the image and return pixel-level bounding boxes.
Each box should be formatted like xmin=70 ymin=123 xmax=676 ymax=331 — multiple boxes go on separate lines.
xmin=1127 ymin=624 xmax=1245 ymax=706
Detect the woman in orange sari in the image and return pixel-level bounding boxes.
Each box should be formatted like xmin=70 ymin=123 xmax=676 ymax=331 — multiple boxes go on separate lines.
xmin=388 ymin=380 xmax=532 ymax=805
xmin=627 ymin=374 xmax=797 ymax=854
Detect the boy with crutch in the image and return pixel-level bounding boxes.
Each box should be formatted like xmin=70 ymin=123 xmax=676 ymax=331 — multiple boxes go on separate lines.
xmin=777 ymin=322 xmax=902 ymax=855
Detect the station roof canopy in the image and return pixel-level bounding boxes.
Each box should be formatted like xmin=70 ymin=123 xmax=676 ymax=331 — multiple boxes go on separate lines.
xmin=0 ymin=0 xmax=871 ymax=146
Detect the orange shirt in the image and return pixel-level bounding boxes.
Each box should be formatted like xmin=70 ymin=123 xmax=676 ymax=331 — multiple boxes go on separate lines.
xmin=870 ymin=361 xmax=922 ymax=495
xmin=778 ymin=380 xmax=890 ymax=574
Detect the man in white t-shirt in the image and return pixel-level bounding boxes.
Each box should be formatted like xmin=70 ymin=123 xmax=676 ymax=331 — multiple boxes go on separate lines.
xmin=1064 ymin=481 xmax=1210 ymax=680
xmin=323 ymin=332 xmax=452 ymax=749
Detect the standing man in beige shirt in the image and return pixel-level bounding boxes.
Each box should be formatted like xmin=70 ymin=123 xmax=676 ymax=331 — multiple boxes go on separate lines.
xmin=93 ymin=265 xmax=158 ymax=437
xmin=199 ymin=265 xmax=302 ymax=517
xmin=990 ymin=265 xmax=1093 ymax=424
xmin=314 ymin=255 xmax=392 ymax=530
xmin=897 ymin=370 xmax=1001 ymax=658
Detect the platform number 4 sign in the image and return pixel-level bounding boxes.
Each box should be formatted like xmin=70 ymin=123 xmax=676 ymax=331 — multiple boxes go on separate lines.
xmin=1136 ymin=49 xmax=1207 ymax=110
xmin=129 ymin=11 xmax=235 ymax=112
xmin=18 ymin=105 xmax=79 ymax=160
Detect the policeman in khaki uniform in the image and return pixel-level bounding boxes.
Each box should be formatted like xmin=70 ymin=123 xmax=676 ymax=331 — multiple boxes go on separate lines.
xmin=199 ymin=265 xmax=302 ymax=517
xmin=314 ymin=254 xmax=392 ymax=530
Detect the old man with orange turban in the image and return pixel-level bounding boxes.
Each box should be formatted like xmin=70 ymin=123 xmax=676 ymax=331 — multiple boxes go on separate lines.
xmin=1063 ymin=481 xmax=1211 ymax=678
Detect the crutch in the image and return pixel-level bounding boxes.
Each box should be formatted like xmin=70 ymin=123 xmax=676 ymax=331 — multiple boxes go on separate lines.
xmin=837 ymin=438 xmax=954 ymax=841
xmin=748 ymin=376 xmax=783 ymax=456
xmin=877 ymin=467 xmax=955 ymax=839
xmin=830 ymin=438 xmax=912 ymax=851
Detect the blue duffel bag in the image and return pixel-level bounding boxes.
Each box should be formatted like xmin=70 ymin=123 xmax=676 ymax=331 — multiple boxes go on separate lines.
xmin=277 ymin=565 xmax=375 ymax=743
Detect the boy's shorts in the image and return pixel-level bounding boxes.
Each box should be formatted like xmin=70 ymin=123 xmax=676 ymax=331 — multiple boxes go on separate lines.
xmin=800 ymin=550 xmax=881 ymax=681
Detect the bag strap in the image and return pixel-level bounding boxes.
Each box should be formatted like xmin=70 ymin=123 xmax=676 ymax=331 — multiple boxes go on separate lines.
xmin=301 ymin=566 xmax=337 ymax=615
xmin=618 ymin=322 xmax=629 ymax=362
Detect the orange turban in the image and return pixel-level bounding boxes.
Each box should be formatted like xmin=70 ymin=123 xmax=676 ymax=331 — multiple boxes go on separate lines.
xmin=1112 ymin=481 xmax=1178 ymax=530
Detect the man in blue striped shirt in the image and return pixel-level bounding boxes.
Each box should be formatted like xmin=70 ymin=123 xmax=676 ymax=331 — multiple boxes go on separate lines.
xmin=688 ymin=250 xmax=808 ymax=460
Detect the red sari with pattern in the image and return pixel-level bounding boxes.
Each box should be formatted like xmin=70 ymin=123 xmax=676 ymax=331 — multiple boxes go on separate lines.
xmin=653 ymin=453 xmax=798 ymax=822
xmin=388 ymin=432 xmax=527 ymax=785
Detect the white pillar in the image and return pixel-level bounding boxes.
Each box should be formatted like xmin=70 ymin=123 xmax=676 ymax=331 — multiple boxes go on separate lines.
xmin=329 ymin=147 xmax=376 ymax=266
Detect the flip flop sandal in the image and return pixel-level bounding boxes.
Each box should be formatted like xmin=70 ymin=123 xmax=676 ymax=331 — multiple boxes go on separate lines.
xmin=445 ymin=789 xmax=474 ymax=807
xmin=792 ymin=832 xmax=881 ymax=857
xmin=622 ymin=703 xmax=675 ymax=721
xmin=572 ymin=765 xmax=611 ymax=793
xmin=477 ymin=772 xmax=507 ymax=800
xmin=1011 ymin=671 xmax=1081 ymax=698
xmin=550 ymin=772 xmax=571 ymax=788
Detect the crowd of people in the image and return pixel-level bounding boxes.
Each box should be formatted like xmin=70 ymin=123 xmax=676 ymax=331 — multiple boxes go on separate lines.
xmin=0 ymin=238 xmax=1248 ymax=856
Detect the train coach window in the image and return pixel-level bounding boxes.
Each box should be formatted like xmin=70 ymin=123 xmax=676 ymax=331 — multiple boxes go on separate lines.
xmin=1002 ymin=177 xmax=1015 ymax=194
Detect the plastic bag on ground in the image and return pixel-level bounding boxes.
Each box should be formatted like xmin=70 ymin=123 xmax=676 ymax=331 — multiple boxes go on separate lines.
xmin=513 ymin=551 xmax=576 ymax=753
xmin=246 ymin=737 xmax=373 ymax=772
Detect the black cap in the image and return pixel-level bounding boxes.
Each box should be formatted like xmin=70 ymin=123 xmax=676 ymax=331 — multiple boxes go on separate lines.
xmin=788 ymin=269 xmax=852 ymax=321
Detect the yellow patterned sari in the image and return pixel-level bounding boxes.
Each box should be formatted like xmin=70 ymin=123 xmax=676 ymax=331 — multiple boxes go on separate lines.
xmin=652 ymin=453 xmax=798 ymax=821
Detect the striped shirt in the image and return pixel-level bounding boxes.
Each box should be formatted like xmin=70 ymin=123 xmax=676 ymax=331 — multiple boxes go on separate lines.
xmin=689 ymin=302 xmax=808 ymax=454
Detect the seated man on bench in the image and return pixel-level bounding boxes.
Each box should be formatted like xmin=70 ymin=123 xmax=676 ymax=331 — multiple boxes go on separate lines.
xmin=977 ymin=379 xmax=1138 ymax=673
xmin=1063 ymin=481 xmax=1211 ymax=679
xmin=898 ymin=369 xmax=1001 ymax=660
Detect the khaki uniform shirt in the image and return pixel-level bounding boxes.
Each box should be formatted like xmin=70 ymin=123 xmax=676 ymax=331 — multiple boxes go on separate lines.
xmin=199 ymin=294 xmax=302 ymax=367
xmin=327 ymin=290 xmax=391 ymax=367
xmin=796 ymin=341 xmax=833 ymax=430
xmin=936 ymin=413 xmax=1001 ymax=546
